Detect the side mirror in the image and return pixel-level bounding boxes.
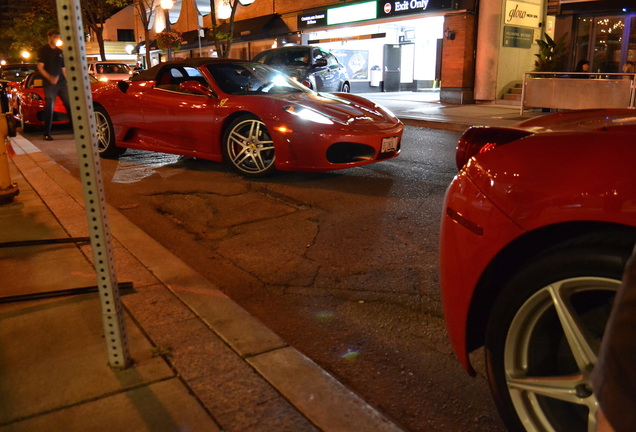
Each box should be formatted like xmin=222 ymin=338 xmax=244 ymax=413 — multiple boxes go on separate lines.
xmin=179 ymin=80 xmax=214 ymax=96
xmin=313 ymin=58 xmax=328 ymax=67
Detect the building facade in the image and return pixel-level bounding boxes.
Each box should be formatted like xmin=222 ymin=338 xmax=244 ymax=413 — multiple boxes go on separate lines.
xmin=105 ymin=0 xmax=635 ymax=104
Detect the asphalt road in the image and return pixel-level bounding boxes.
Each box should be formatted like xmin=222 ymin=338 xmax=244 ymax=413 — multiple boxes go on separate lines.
xmin=24 ymin=124 xmax=506 ymax=432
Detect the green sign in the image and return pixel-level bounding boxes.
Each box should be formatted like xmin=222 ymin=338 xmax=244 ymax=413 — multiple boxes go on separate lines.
xmin=503 ymin=25 xmax=534 ymax=49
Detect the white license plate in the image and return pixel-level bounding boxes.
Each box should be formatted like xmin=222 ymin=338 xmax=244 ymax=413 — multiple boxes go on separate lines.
xmin=381 ymin=136 xmax=398 ymax=153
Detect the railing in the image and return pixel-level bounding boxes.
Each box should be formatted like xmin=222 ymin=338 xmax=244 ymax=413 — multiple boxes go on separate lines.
xmin=520 ymin=71 xmax=636 ymax=114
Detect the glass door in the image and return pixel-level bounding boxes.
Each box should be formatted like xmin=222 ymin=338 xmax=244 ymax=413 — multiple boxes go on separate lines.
xmin=591 ymin=16 xmax=624 ymax=73
xmin=574 ymin=14 xmax=635 ymax=73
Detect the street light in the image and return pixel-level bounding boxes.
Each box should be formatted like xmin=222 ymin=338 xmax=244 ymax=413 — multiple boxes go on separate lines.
xmin=21 ymin=51 xmax=31 ymax=63
xmin=161 ymin=0 xmax=174 ymax=61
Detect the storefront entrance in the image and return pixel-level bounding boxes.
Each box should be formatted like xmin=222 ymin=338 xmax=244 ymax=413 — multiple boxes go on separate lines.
xmin=573 ymin=14 xmax=636 ymax=73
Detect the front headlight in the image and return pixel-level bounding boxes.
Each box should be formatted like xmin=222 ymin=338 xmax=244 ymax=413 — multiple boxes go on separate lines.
xmin=284 ymin=105 xmax=333 ymax=125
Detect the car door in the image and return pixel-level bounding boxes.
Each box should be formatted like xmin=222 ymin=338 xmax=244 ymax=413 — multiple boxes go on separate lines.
xmin=312 ymin=48 xmax=339 ymax=92
xmin=139 ymin=65 xmax=222 ymax=157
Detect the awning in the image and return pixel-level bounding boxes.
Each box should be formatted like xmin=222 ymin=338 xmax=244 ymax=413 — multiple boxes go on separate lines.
xmin=131 ymin=40 xmax=158 ymax=54
xmin=217 ymin=14 xmax=291 ymax=42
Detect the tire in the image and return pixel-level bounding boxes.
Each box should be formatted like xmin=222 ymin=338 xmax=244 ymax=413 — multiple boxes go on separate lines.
xmin=222 ymin=114 xmax=275 ymax=177
xmin=341 ymin=82 xmax=351 ymax=93
xmin=485 ymin=239 xmax=631 ymax=432
xmin=94 ymin=105 xmax=125 ymax=158
xmin=18 ymin=102 xmax=33 ymax=133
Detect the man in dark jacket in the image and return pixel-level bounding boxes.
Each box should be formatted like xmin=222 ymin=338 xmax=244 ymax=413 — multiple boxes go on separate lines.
xmin=36 ymin=29 xmax=71 ymax=141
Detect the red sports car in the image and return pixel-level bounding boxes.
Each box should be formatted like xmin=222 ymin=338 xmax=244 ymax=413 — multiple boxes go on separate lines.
xmin=91 ymin=58 xmax=402 ymax=177
xmin=10 ymin=71 xmax=99 ymax=131
xmin=440 ymin=109 xmax=636 ymax=432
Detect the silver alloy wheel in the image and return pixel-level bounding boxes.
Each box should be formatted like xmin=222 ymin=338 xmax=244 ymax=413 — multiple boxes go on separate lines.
xmin=225 ymin=118 xmax=275 ymax=175
xmin=94 ymin=109 xmax=110 ymax=152
xmin=503 ymin=276 xmax=619 ymax=432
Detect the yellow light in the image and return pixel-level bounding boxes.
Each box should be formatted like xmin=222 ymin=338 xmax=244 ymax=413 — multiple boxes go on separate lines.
xmin=275 ymin=126 xmax=293 ymax=133
xmin=218 ymin=1 xmax=231 ymax=20
xmin=55 ymin=38 xmax=63 ymax=47
xmin=21 ymin=50 xmax=31 ymax=60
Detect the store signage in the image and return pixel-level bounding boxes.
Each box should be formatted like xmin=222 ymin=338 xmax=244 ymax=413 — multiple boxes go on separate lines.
xmin=299 ymin=0 xmax=450 ymax=29
xmin=378 ymin=0 xmax=450 ymax=18
xmin=503 ymin=25 xmax=534 ymax=48
xmin=328 ymin=1 xmax=378 ymax=25
xmin=298 ymin=10 xmax=327 ymax=28
xmin=504 ymin=1 xmax=541 ymax=28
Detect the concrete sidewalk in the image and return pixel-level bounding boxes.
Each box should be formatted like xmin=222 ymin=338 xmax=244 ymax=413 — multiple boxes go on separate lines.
xmin=0 ymin=134 xmax=404 ymax=431
xmin=364 ymin=91 xmax=542 ymax=131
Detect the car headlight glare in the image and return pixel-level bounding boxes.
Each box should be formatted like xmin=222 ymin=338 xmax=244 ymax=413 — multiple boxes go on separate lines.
xmin=284 ymin=105 xmax=333 ymax=125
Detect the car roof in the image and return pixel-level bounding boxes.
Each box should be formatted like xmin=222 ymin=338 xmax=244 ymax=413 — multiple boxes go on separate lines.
xmin=89 ymin=61 xmax=129 ymax=64
xmin=1 ymin=63 xmax=38 ymax=68
xmin=260 ymin=45 xmax=313 ymax=52
xmin=132 ymin=58 xmax=257 ymax=81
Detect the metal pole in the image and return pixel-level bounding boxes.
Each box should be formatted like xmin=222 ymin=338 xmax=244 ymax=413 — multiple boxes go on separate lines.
xmin=55 ymin=0 xmax=132 ymax=369
xmin=164 ymin=9 xmax=172 ymax=61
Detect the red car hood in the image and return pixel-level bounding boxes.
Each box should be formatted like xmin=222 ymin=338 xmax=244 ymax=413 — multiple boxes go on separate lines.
xmin=515 ymin=108 xmax=636 ymax=133
xmin=258 ymin=92 xmax=399 ymax=127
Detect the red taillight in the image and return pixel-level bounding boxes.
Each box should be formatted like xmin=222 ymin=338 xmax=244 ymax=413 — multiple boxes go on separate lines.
xmin=455 ymin=126 xmax=533 ymax=170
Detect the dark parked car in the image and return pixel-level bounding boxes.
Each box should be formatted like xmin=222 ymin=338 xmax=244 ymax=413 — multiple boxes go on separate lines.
xmin=440 ymin=109 xmax=636 ymax=432
xmin=252 ymin=45 xmax=350 ymax=93
xmin=1 ymin=63 xmax=38 ymax=112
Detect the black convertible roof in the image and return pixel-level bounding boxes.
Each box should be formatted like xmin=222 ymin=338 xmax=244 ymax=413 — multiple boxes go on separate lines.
xmin=132 ymin=58 xmax=255 ymax=81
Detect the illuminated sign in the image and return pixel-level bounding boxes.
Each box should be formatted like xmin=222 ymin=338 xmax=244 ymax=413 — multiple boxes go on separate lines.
xmin=298 ymin=11 xmax=327 ymax=28
xmin=378 ymin=0 xmax=450 ymax=18
xmin=299 ymin=0 xmax=450 ymax=29
xmin=504 ymin=1 xmax=541 ymax=28
xmin=327 ymin=1 xmax=377 ymax=25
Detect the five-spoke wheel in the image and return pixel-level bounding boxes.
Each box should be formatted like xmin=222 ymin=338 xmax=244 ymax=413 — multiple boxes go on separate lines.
xmin=222 ymin=114 xmax=275 ymax=177
xmin=485 ymin=242 xmax=627 ymax=432
xmin=94 ymin=105 xmax=124 ymax=158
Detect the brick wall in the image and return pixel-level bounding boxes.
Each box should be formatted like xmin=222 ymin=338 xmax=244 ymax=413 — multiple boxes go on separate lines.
xmin=441 ymin=12 xmax=477 ymax=103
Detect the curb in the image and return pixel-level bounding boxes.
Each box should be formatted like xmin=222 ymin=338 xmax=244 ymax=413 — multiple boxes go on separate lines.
xmin=8 ymin=133 xmax=406 ymax=432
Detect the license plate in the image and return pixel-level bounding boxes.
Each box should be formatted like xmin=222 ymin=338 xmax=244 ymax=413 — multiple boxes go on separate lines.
xmin=381 ymin=136 xmax=398 ymax=153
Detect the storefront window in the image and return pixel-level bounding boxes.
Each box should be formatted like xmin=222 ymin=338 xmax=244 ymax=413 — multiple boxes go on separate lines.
xmin=628 ymin=16 xmax=636 ymax=63
xmin=592 ymin=16 xmax=624 ymax=73
xmin=574 ymin=17 xmax=591 ymax=69
xmin=574 ymin=15 xmax=631 ymax=73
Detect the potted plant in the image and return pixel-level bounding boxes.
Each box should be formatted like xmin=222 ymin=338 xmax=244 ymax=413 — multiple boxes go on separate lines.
xmin=156 ymin=29 xmax=184 ymax=52
xmin=534 ymin=33 xmax=568 ymax=73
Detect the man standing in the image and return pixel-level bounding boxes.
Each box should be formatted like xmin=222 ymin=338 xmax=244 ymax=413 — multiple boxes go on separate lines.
xmin=37 ymin=29 xmax=72 ymax=141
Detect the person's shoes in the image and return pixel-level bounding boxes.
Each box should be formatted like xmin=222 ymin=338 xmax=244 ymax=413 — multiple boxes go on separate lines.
xmin=43 ymin=135 xmax=53 ymax=141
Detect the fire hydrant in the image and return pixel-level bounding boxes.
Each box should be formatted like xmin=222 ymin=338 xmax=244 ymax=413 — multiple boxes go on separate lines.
xmin=0 ymin=112 xmax=19 ymax=205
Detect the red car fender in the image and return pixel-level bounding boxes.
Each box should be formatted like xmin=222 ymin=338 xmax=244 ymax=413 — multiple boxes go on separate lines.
xmin=467 ymin=131 xmax=636 ymax=231
xmin=441 ymin=128 xmax=636 ymax=374
xmin=440 ymin=172 xmax=525 ymax=374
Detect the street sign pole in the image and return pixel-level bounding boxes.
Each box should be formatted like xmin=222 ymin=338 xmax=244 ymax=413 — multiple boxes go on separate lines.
xmin=55 ymin=0 xmax=132 ymax=369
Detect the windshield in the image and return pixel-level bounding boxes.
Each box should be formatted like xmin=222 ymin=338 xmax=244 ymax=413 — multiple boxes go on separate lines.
xmin=95 ymin=63 xmax=131 ymax=74
xmin=254 ymin=49 xmax=310 ymax=67
xmin=0 ymin=65 xmax=37 ymax=82
xmin=206 ymin=63 xmax=311 ymax=95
